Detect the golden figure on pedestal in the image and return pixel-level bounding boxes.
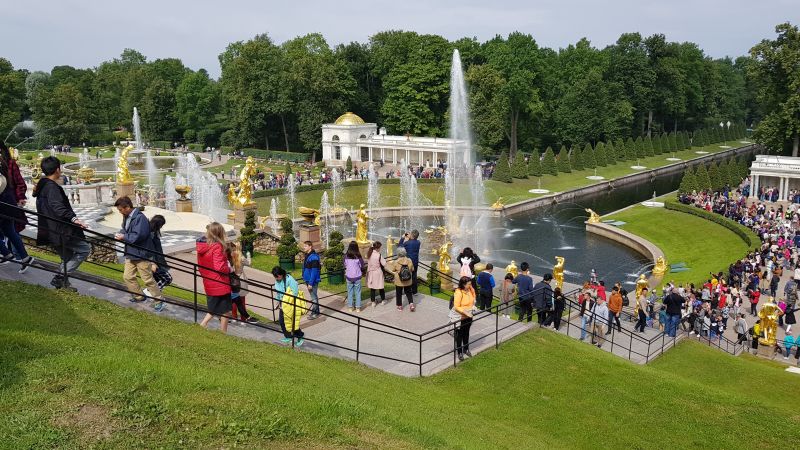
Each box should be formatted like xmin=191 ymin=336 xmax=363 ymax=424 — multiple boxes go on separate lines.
xmin=437 ymin=241 xmax=453 ymax=274
xmin=491 ymin=197 xmax=505 ymax=209
xmin=117 ymin=145 xmax=134 ymax=183
xmin=585 ymin=208 xmax=601 ymax=224
xmin=386 ymin=235 xmax=395 ymax=257
xmin=635 ymin=274 xmax=649 ymax=298
xmin=355 ymin=204 xmax=372 ymax=244
xmin=553 ymin=256 xmax=565 ymax=290
xmin=236 ymin=156 xmax=257 ymax=206
xmin=257 ymin=216 xmax=269 ymax=230
xmin=298 ymin=207 xmax=321 ymax=226
xmin=758 ymin=299 xmax=783 ymax=346
xmin=227 ymin=183 xmax=238 ymax=206
xmin=652 ymin=256 xmax=668 ymax=275
xmin=505 ymin=260 xmax=518 ymax=278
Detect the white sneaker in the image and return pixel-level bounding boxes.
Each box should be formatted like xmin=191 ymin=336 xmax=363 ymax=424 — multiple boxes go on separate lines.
xmin=143 ymin=288 xmax=152 ymax=298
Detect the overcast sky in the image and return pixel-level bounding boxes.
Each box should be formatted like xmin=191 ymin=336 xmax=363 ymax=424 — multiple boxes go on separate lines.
xmin=2 ymin=0 xmax=797 ymax=78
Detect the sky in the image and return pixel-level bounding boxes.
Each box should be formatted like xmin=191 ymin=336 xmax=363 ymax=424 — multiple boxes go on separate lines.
xmin=2 ymin=0 xmax=798 ymax=78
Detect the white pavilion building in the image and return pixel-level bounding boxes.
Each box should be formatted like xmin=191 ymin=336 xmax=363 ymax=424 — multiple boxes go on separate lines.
xmin=748 ymin=154 xmax=800 ymax=201
xmin=321 ymin=112 xmax=458 ymax=167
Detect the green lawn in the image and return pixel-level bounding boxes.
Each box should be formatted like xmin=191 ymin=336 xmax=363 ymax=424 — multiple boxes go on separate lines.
xmin=605 ymin=197 xmax=751 ymax=288
xmin=2 ymin=280 xmax=799 ymax=449
xmin=257 ymin=142 xmax=745 ymax=215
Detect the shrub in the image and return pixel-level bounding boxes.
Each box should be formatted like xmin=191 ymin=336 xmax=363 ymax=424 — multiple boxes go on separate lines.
xmin=605 ymin=141 xmax=617 ymax=165
xmin=323 ymin=230 xmax=345 ymax=273
xmin=569 ymin=145 xmax=583 ymax=171
xmin=541 ymin=147 xmax=558 ymax=175
xmin=276 ymin=217 xmax=299 ymax=261
xmin=677 ymin=169 xmax=697 ymax=194
xmin=644 ymin=136 xmax=655 ymax=157
xmin=556 ymin=146 xmax=571 ymax=174
xmin=595 ymin=141 xmax=607 ymax=167
xmin=527 ymin=150 xmax=542 ymax=177
xmin=492 ymin=151 xmax=512 ymax=182
xmin=582 ymin=143 xmax=596 ymax=170
xmin=635 ymin=136 xmax=646 ymax=159
xmin=427 ymin=262 xmax=441 ymax=286
xmin=345 ymin=156 xmax=353 ymax=172
xmin=624 ymin=137 xmax=637 ymax=161
xmin=664 ymin=199 xmax=758 ymax=247
xmin=695 ymin=164 xmax=712 ymax=191
xmin=510 ymin=153 xmax=528 ymax=179
xmin=239 ymin=210 xmax=257 ymax=256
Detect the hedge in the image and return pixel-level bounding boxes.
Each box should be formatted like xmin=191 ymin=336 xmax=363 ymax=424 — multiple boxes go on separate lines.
xmin=225 ymin=148 xmax=311 ymax=163
xmin=664 ymin=198 xmax=759 ymax=247
xmin=252 ymin=177 xmax=444 ymax=199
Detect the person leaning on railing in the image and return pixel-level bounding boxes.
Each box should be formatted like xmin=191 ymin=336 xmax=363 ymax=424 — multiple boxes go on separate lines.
xmin=114 ymin=196 xmax=164 ymax=304
xmin=0 ymin=140 xmax=34 ymax=273
xmin=32 ymin=156 xmax=89 ymax=291
xmin=452 ymin=276 xmax=476 ymax=361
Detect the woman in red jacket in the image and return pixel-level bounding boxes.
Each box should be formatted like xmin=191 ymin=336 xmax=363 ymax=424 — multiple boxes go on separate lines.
xmin=198 ymin=222 xmax=232 ymax=333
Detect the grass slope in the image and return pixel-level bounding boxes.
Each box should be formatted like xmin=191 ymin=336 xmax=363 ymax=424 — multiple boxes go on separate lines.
xmin=606 ymin=200 xmax=750 ymax=288
xmin=3 ymin=280 xmax=798 ymax=449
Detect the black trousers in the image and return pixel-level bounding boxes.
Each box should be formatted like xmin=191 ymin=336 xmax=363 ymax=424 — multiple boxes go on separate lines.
xmin=455 ymin=317 xmax=473 ymax=354
xmin=635 ymin=310 xmax=647 ymax=332
xmin=478 ymin=290 xmax=493 ymax=311
xmin=395 ymin=285 xmax=413 ymax=306
xmin=751 ymin=303 xmax=758 ymax=315
xmin=537 ymin=310 xmax=548 ymax=325
xmin=552 ymin=309 xmax=564 ymax=330
xmin=232 ymin=296 xmax=250 ymax=320
xmin=410 ymin=267 xmax=418 ymax=294
xmin=370 ymin=288 xmax=385 ymax=302
xmin=519 ymin=301 xmax=533 ymax=322
xmin=608 ymin=310 xmax=621 ymax=331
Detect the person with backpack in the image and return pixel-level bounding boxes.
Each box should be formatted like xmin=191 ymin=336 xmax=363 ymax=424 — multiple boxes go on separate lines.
xmin=457 ymin=247 xmax=481 ymax=291
xmin=227 ymin=242 xmax=257 ymax=324
xmin=344 ymin=241 xmax=365 ymax=312
xmin=398 ymin=230 xmax=420 ymax=295
xmin=114 ymin=196 xmax=162 ymax=304
xmin=391 ymin=247 xmax=415 ymax=311
xmin=145 ymin=215 xmax=171 ymax=312
xmin=513 ymin=262 xmax=535 ymax=322
xmin=0 ymin=141 xmax=34 ymax=273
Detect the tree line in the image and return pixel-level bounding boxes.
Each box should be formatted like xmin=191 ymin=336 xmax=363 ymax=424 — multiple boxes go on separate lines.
xmin=0 ymin=23 xmax=797 ymax=157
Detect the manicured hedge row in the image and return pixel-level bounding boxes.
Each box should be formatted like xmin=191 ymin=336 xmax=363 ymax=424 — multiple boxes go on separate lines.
xmin=252 ymin=177 xmax=443 ymax=199
xmin=664 ymin=199 xmax=759 ymax=247
xmin=226 ymin=148 xmax=310 ymax=163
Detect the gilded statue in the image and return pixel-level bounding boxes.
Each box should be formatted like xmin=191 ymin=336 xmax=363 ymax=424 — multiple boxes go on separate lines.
xmin=505 ymin=260 xmax=519 ymax=278
xmin=491 ymin=197 xmax=505 ymax=209
xmin=553 ymin=256 xmax=565 ymax=290
xmin=635 ymin=274 xmax=649 ymax=299
xmin=758 ymin=300 xmax=783 ymax=346
xmin=117 ymin=145 xmax=134 ymax=183
xmin=386 ymin=235 xmax=395 ymax=257
xmin=437 ymin=241 xmax=453 ymax=274
xmin=585 ymin=208 xmax=601 ymax=224
xmin=227 ymin=183 xmax=238 ymax=206
xmin=236 ymin=156 xmax=257 ymax=206
xmin=355 ymin=204 xmax=372 ymax=244
xmin=652 ymin=256 xmax=668 ymax=275
xmin=257 ymin=216 xmax=269 ymax=230
xmin=298 ymin=207 xmax=321 ymax=226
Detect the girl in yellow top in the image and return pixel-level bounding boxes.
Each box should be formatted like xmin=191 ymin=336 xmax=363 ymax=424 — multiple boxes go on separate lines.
xmin=454 ymin=276 xmax=476 ymax=361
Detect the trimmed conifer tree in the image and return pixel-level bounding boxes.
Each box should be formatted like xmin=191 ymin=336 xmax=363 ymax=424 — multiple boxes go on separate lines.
xmin=528 ymin=150 xmax=542 ymax=177
xmin=604 ymin=141 xmax=617 ymax=165
xmin=511 ymin=153 xmax=528 ymax=179
xmin=726 ymin=158 xmax=739 ymax=187
xmin=652 ymin=134 xmax=663 ymax=154
xmin=624 ymin=137 xmax=636 ymax=161
xmin=644 ymin=136 xmax=655 ymax=157
xmin=633 ymin=136 xmax=644 ymax=159
xmin=708 ymin=161 xmax=723 ymax=191
xmin=570 ymin=145 xmax=584 ymax=171
xmin=542 ymin=146 xmax=558 ymax=176
xmin=583 ymin=142 xmax=596 ymax=169
xmin=492 ymin=151 xmax=512 ymax=182
xmin=557 ymin=146 xmax=572 ymax=173
xmin=678 ymin=169 xmax=697 ymax=194
xmin=682 ymin=131 xmax=691 ymax=149
xmin=615 ymin=138 xmax=626 ymax=161
xmin=695 ymin=163 xmax=712 ymax=191
xmin=669 ymin=132 xmax=678 ymax=152
xmin=595 ymin=141 xmax=607 ymax=167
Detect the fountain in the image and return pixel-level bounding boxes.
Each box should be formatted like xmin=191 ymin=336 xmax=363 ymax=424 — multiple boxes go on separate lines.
xmin=399 ymin=159 xmax=424 ymax=233
xmin=320 ymin=192 xmax=331 ymax=247
xmin=163 ymin=176 xmax=177 ymax=211
xmin=176 ymin=153 xmax=227 ymax=221
xmin=270 ymin=198 xmax=279 ymax=235
xmin=331 ymin=169 xmax=342 ymax=230
xmin=287 ymin=173 xmax=296 ymax=221
xmin=366 ymin=162 xmax=380 ymax=240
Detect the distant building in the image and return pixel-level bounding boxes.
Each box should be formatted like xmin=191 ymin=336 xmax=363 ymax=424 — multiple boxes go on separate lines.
xmin=748 ymin=154 xmax=800 ymax=201
xmin=321 ymin=112 xmax=459 ymax=167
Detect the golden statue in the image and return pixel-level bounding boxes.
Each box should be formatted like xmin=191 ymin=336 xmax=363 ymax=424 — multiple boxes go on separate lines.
xmin=436 ymin=241 xmax=453 ymax=274
xmin=553 ymin=256 xmax=565 ymax=290
xmin=227 ymin=183 xmax=238 ymax=206
xmin=236 ymin=156 xmax=257 ymax=206
xmin=298 ymin=207 xmax=321 ymax=226
xmin=652 ymin=256 xmax=668 ymax=275
xmin=386 ymin=235 xmax=395 ymax=257
xmin=117 ymin=145 xmax=134 ymax=183
xmin=355 ymin=204 xmax=372 ymax=244
xmin=505 ymin=260 xmax=519 ymax=278
xmin=585 ymin=208 xmax=601 ymax=224
xmin=491 ymin=197 xmax=505 ymax=209
xmin=635 ymin=274 xmax=649 ymax=299
xmin=257 ymin=216 xmax=269 ymax=230
xmin=758 ymin=299 xmax=783 ymax=346
xmin=10 ymin=147 xmax=18 ymax=160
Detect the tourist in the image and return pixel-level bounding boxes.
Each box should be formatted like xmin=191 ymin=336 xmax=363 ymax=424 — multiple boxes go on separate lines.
xmin=500 ymin=272 xmax=515 ymax=319
xmin=606 ymin=286 xmax=623 ymax=334
xmin=114 ymin=196 xmax=163 ymax=303
xmin=633 ymin=287 xmax=648 ymax=333
xmin=32 ymin=156 xmax=89 ymax=291
xmin=784 ymin=332 xmax=796 ymax=359
xmin=391 ymin=247 xmax=415 ymax=311
xmin=548 ymin=287 xmax=566 ymax=330
xmin=476 ymin=263 xmax=495 ymax=311
xmin=453 ymin=275 xmax=476 ymax=361
xmin=198 ymin=222 xmax=232 ymax=333
xmin=663 ymin=287 xmax=684 ymax=337
xmin=147 ymin=214 xmax=171 ymax=312
xmin=734 ymin=313 xmax=749 ymax=344
xmin=513 ymin=262 xmax=535 ymax=322
xmin=366 ymin=241 xmax=387 ymax=307
xmin=590 ymin=297 xmax=609 ymax=348
xmin=0 ymin=141 xmax=34 ymax=273
xmin=531 ymin=273 xmax=554 ymax=325
xmin=749 ymin=289 xmax=760 ymax=315
xmin=272 ymin=266 xmax=305 ymax=345
xmin=301 ymin=241 xmax=321 ymax=319
xmin=658 ymin=305 xmax=667 ymax=331
xmin=344 ymin=241 xmax=365 ymax=312
xmin=457 ymin=247 xmax=481 ymax=290
xmin=228 ymin=242 xmax=257 ymax=324
xmin=398 ymin=230 xmax=420 ymax=295
xmin=579 ymin=282 xmax=595 ymax=340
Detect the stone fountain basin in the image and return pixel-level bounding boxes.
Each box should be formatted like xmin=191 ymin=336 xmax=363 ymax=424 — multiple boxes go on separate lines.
xmin=63 ymin=155 xmax=210 ymax=175
xmin=99 ymin=206 xmax=234 ymax=234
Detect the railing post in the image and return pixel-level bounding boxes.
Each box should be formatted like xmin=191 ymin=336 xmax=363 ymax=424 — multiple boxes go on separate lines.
xmin=291 ymin=297 xmax=297 ymax=349
xmin=610 ymin=326 xmax=615 ymax=354
xmin=495 ymin=304 xmax=499 ymax=349
xmin=453 ymin=322 xmax=458 ymax=367
xmin=356 ymin=317 xmax=361 ymax=361
xmin=646 ymin=340 xmax=651 ymax=363
xmin=419 ymin=336 xmax=423 ymax=377
xmin=193 ymin=265 xmax=198 ymax=323
xmin=61 ymin=238 xmax=68 ymax=286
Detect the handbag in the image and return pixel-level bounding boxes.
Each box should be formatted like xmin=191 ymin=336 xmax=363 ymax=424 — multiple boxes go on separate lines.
xmin=448 ymin=308 xmax=462 ymax=323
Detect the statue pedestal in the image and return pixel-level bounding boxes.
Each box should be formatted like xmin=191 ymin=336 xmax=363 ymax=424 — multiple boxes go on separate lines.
xmin=757 ymin=343 xmax=776 ymax=358
xmin=299 ymin=224 xmax=323 ymax=252
xmin=175 ymin=199 xmax=193 ymax=213
xmin=233 ymin=202 xmax=258 ymax=230
xmin=115 ymin=181 xmax=135 ymax=201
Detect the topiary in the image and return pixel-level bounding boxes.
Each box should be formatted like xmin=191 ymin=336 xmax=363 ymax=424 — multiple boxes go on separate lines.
xmin=511 ymin=153 xmax=528 ymax=179
xmin=345 ymin=156 xmax=353 ymax=172
xmin=604 ymin=141 xmax=617 ymax=165
xmin=528 ymin=150 xmax=542 ymax=177
xmin=695 ymin=164 xmax=712 ymax=192
xmin=569 ymin=145 xmax=583 ymax=171
xmin=542 ymin=147 xmax=558 ymax=176
xmin=427 ymin=262 xmax=441 ymax=286
xmin=492 ymin=151 xmax=513 ymax=183
xmin=323 ymin=230 xmax=345 ymax=274
xmin=678 ymin=169 xmax=697 ymax=194
xmin=556 ymin=146 xmax=572 ymax=173
xmin=595 ymin=141 xmax=607 ymax=167
xmin=644 ymin=136 xmax=655 ymax=157
xmin=239 ymin=210 xmax=258 ymax=256
xmin=635 ymin=136 xmax=646 ymax=159
xmin=276 ymin=217 xmax=299 ymax=261
xmin=624 ymin=137 xmax=637 ymax=161
xmin=582 ymin=143 xmax=596 ymax=170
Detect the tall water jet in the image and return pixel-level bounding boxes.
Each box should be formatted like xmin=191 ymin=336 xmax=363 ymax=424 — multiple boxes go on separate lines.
xmin=320 ymin=192 xmax=331 ymax=248
xmin=269 ymin=198 xmax=279 ymax=235
xmin=366 ymin=162 xmax=380 ymax=240
xmin=331 ymin=169 xmax=342 ymax=230
xmin=163 ymin=175 xmax=177 ymax=211
xmin=178 ymin=153 xmax=226 ymax=221
xmin=113 ymin=148 xmax=120 ymax=182
xmin=287 ymin=174 xmax=296 ymax=221
xmin=399 ymin=159 xmax=423 ymax=233
xmin=132 ymin=107 xmax=143 ymax=151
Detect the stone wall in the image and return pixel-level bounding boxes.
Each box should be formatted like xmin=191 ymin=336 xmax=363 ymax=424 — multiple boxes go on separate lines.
xmin=253 ymin=232 xmax=279 ymax=255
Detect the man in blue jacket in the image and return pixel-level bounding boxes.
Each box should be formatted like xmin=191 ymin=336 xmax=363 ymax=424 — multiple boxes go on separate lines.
xmin=114 ymin=196 xmax=161 ymax=303
xmin=302 ymin=241 xmax=321 ymax=319
xmin=398 ymin=229 xmax=421 ymax=295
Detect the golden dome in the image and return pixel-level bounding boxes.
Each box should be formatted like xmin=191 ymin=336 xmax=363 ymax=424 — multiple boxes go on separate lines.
xmin=334 ymin=112 xmax=365 ymax=125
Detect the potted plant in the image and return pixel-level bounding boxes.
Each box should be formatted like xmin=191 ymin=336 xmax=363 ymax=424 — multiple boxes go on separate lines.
xmin=324 ymin=230 xmax=345 ymax=284
xmin=427 ymin=262 xmax=442 ymax=295
xmin=276 ymin=217 xmax=299 ymax=270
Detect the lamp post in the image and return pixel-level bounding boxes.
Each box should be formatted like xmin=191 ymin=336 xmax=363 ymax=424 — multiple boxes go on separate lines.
xmin=719 ymin=121 xmax=726 ymax=147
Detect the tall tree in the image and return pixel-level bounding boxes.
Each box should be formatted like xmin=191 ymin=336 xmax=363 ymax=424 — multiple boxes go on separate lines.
xmin=140 ymin=78 xmax=176 ymax=139
xmin=0 ymin=58 xmax=26 ymax=138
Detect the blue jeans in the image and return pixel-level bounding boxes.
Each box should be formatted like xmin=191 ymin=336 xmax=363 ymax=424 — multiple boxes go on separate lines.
xmin=0 ymin=219 xmax=29 ymax=260
xmin=346 ymin=280 xmax=361 ymax=309
xmin=580 ymin=315 xmax=589 ymax=340
xmin=666 ymin=314 xmax=681 ymax=337
xmin=308 ymin=283 xmax=320 ymax=315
